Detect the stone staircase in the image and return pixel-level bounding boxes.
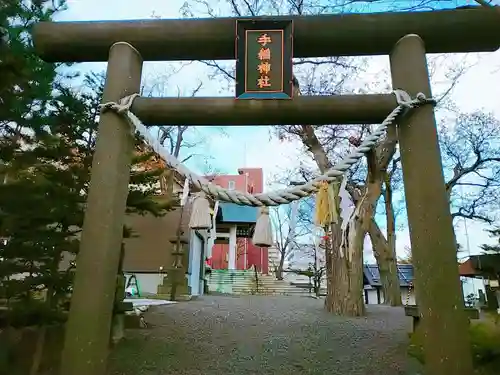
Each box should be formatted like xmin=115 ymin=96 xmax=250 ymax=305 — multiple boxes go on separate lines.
xmin=207 ymin=268 xmax=312 ymax=296
xmin=257 ymin=273 xmax=312 ymax=296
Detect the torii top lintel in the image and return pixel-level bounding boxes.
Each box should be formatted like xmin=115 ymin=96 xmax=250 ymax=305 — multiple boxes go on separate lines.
xmin=33 ymin=7 xmax=500 ymax=63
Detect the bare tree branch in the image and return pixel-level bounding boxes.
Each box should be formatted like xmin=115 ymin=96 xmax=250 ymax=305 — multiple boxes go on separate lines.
xmin=473 ymin=0 xmax=495 ymax=7
xmin=440 ymin=111 xmax=500 ymax=224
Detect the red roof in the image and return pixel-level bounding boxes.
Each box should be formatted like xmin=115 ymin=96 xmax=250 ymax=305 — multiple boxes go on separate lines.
xmin=458 ymin=259 xmax=479 ymax=277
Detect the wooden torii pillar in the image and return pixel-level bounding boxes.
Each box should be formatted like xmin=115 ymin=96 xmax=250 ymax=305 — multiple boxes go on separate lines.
xmin=390 ymin=34 xmax=474 ymax=374
xmin=31 ymin=7 xmax=500 ymax=375
xmin=58 ymin=42 xmax=143 ymax=375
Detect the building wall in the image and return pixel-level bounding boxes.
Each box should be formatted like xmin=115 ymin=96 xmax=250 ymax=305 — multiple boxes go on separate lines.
xmin=57 ymin=203 xmax=186 ymax=275
xmin=211 ymin=238 xmax=269 ymax=274
xmin=124 ymin=272 xmax=164 ymax=296
xmin=123 ymin=227 xmax=205 ymax=297
xmin=209 ymin=168 xmax=264 ymax=194
xmin=238 ymin=168 xmax=264 ymax=193
xmin=365 ymin=288 xmax=379 ymax=304
xmin=123 ymin=211 xmax=180 ymax=273
xmin=122 ymin=201 xmax=193 ymax=281
xmin=188 ymin=231 xmax=204 ymax=296
xmin=207 ymin=168 xmax=269 ymax=274
xmin=236 ymin=238 xmax=247 ymax=270
xmin=211 ymin=243 xmax=227 ymax=270
xmin=364 ymin=286 xmax=416 ymax=305
xmin=246 ymin=240 xmax=269 ymax=274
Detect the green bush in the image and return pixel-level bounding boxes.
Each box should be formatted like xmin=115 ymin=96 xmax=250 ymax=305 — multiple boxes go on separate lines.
xmin=2 ymin=299 xmax=66 ymax=328
xmin=408 ymin=320 xmax=500 ymax=373
xmin=470 ymin=322 xmax=500 ymax=365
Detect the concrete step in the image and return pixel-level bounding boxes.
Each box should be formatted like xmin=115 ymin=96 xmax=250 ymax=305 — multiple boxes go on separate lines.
xmin=207 ymin=270 xmax=317 ymax=296
xmin=154 ymin=294 xmax=192 ymax=301
xmin=208 ymin=282 xmax=311 ymax=296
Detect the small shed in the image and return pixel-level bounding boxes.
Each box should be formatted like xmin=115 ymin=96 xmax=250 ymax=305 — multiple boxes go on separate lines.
xmin=459 ymin=254 xmax=500 ymax=310
xmin=363 ymin=264 xmax=415 ymax=305
xmin=210 ymin=202 xmax=267 ymax=273
xmin=215 ymin=202 xmax=258 ymax=240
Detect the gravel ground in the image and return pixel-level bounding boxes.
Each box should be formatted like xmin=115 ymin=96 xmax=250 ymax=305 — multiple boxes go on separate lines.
xmin=108 ymin=295 xmax=423 ymax=375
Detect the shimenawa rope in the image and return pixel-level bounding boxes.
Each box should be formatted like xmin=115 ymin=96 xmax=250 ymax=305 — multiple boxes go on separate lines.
xmin=99 ymin=90 xmax=435 ymax=207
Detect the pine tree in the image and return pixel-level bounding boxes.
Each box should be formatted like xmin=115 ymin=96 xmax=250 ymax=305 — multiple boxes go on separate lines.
xmin=0 ymin=3 xmax=172 ymax=374
xmin=0 ymin=0 xmax=170 ymax=318
xmin=481 ymin=227 xmax=500 ymax=254
xmin=1 ymin=69 xmax=173 ymax=315
xmin=0 ymin=0 xmax=64 ymax=128
xmin=0 ymin=0 xmax=68 ymax=317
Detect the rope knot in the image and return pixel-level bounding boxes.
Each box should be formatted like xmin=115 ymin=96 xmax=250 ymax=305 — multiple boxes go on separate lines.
xmin=98 ymin=93 xmax=140 ymax=115
xmin=393 ymin=89 xmax=412 ymax=106
xmin=98 ymin=102 xmax=118 ymax=113
xmin=259 ymin=206 xmax=270 ymax=215
xmin=393 ymin=90 xmax=436 ymax=109
xmin=416 ymin=92 xmax=427 ymax=101
xmin=417 ymin=92 xmax=437 ymax=106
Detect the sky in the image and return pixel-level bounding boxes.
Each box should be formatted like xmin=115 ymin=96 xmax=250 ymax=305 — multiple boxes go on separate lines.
xmin=54 ymin=0 xmax=500 ymax=276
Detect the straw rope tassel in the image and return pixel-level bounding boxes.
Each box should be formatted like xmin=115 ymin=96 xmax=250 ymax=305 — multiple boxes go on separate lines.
xmin=315 ymin=181 xmax=340 ymax=227
xmin=327 ymin=182 xmax=340 ymax=224
xmin=189 ymin=191 xmax=211 ymax=230
xmin=315 ymin=182 xmax=330 ymax=227
xmin=252 ymin=206 xmax=273 ymax=247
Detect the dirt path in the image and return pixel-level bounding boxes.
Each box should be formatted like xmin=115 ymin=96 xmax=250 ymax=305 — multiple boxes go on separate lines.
xmin=108 ymin=295 xmax=422 ymax=375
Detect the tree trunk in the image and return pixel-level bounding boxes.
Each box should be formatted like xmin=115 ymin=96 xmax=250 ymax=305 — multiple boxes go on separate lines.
xmin=276 ymin=253 xmax=285 ymax=280
xmin=315 ymin=269 xmax=325 ymax=297
xmin=313 ymin=276 xmax=320 ymax=297
xmin=298 ymin=122 xmax=365 ymax=316
xmin=160 ymin=168 xmax=174 ymax=197
xmin=325 ymin=218 xmax=365 ymax=316
xmin=348 ymin=151 xmax=402 ymax=307
xmin=30 ymin=255 xmax=60 ymax=375
xmin=384 ymin=173 xmax=397 ymax=258
xmin=380 ymin=175 xmax=402 ymax=306
xmin=368 ymin=219 xmax=402 ymax=305
xmin=313 ymin=247 xmax=320 ymax=296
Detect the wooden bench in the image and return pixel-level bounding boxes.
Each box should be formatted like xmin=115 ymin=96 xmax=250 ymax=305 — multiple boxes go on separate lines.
xmin=405 ymin=305 xmax=479 ymax=332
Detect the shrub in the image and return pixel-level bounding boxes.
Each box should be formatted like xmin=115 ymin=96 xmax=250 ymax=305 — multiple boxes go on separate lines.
xmin=408 ymin=320 xmax=500 ymax=373
xmin=2 ymin=299 xmax=66 ymax=328
xmin=470 ymin=321 xmax=500 ymax=365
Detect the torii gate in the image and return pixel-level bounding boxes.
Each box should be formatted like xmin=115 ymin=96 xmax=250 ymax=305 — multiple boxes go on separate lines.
xmin=32 ymin=6 xmax=500 ymax=375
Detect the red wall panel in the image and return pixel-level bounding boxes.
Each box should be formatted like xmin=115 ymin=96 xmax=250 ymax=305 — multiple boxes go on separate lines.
xmin=205 ymin=168 xmax=269 ymax=274
xmin=208 ymin=239 xmax=269 ymax=274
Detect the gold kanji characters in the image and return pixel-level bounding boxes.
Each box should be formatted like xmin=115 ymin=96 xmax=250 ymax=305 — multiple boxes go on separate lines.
xmin=255 ymin=32 xmax=273 ymax=89
xmin=257 ymin=76 xmax=271 ymax=88
xmin=257 ymin=33 xmax=272 ymax=46
xmin=257 ymin=47 xmax=271 ymax=61
xmin=257 ymin=61 xmax=271 ymax=75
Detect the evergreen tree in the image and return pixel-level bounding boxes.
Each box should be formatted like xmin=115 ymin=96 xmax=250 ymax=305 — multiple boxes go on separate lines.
xmin=0 ymin=69 xmax=172 ymax=316
xmin=0 ymin=3 xmax=174 ymax=374
xmin=0 ymin=0 xmax=69 ymax=314
xmin=0 ymin=0 xmax=171 ymax=319
xmin=481 ymin=227 xmax=500 ymax=254
xmin=0 ymin=0 xmax=65 ymax=128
